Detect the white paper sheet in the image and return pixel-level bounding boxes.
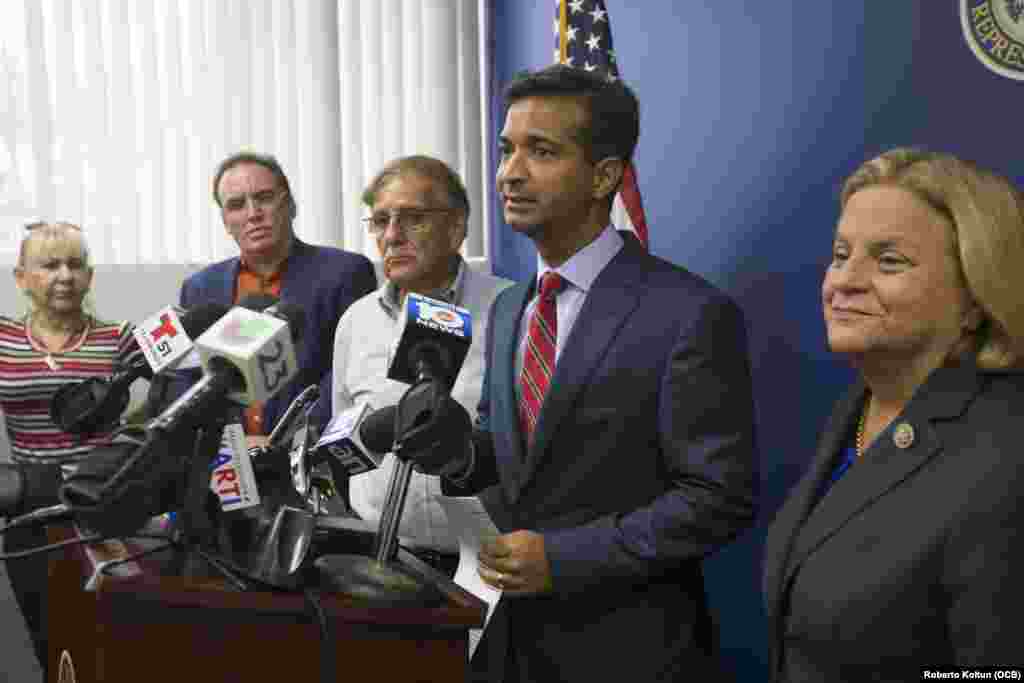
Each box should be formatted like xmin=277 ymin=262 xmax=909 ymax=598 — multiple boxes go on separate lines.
xmin=438 ymin=496 xmax=502 ymax=659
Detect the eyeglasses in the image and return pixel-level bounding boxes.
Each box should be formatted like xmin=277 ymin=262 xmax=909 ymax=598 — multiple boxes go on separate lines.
xmin=363 ymin=208 xmax=455 ymax=236
xmin=221 ymin=188 xmax=286 ymax=213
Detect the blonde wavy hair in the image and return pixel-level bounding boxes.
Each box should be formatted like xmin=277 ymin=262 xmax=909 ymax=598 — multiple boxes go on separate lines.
xmin=15 ymin=222 xmax=97 ymax=318
xmin=841 ymin=148 xmax=1024 ymax=369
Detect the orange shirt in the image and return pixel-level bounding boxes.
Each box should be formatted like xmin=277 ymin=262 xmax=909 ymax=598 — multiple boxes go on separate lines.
xmin=235 ymin=259 xmax=285 ymax=435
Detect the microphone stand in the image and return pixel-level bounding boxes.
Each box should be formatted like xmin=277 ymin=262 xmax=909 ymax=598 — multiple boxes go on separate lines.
xmin=313 ymin=372 xmax=447 ymax=605
xmin=372 ymin=457 xmax=414 ymax=564
xmin=168 ymin=415 xmax=250 ymax=590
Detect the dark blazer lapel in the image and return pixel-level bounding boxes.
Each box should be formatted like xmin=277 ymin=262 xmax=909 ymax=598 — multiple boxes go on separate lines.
xmin=764 ymin=382 xmax=864 ymax=639
xmin=780 ymin=365 xmax=984 ymax=592
xmin=522 ymin=239 xmax=645 ymax=485
xmin=266 ymin=239 xmax=310 ymax=420
xmin=279 ymin=238 xmax=311 ymax=302
xmin=216 ymin=258 xmax=241 ymax=307
xmin=491 ymin=280 xmax=533 ymax=502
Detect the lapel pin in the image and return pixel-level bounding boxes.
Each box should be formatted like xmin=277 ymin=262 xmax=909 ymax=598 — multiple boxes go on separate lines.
xmin=893 ymin=422 xmax=915 ymax=449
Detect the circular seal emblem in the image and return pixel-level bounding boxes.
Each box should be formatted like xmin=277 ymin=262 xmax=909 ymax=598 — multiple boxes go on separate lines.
xmin=58 ymin=649 xmax=76 ymax=683
xmin=892 ymin=422 xmax=916 ymax=450
xmin=961 ymin=0 xmax=1024 ymax=80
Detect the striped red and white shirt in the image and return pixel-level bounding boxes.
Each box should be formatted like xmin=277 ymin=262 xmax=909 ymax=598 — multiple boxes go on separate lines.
xmin=0 ymin=315 xmax=138 ymax=469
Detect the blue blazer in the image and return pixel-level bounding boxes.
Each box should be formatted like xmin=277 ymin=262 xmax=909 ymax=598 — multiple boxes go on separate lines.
xmin=450 ymin=235 xmax=759 ymax=682
xmin=763 ymin=365 xmax=1024 ymax=681
xmin=179 ymin=238 xmax=376 ymax=430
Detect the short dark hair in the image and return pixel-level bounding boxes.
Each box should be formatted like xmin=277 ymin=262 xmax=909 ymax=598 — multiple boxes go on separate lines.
xmin=504 ymin=64 xmax=640 ymax=164
xmin=362 ymin=155 xmax=471 ymax=221
xmin=212 ymin=151 xmax=298 ymax=221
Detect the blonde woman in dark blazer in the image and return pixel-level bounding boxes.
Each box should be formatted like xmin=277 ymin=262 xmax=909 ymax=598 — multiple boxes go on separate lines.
xmin=764 ymin=148 xmax=1024 ymax=681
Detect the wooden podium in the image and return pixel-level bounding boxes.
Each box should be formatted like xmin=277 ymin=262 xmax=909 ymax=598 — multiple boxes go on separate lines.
xmin=46 ymin=524 xmax=484 ymax=682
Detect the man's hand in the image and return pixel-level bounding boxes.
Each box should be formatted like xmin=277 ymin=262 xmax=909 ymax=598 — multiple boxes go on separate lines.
xmin=478 ymin=530 xmax=553 ymax=596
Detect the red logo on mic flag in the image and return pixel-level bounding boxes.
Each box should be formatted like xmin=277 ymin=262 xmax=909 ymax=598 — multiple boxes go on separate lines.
xmin=150 ymin=314 xmax=179 ymax=341
xmin=134 ymin=307 xmax=193 ymax=373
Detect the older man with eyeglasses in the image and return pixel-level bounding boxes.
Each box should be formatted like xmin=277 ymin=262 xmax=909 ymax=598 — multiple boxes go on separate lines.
xmin=332 ymin=155 xmax=512 ymax=574
xmin=174 ymin=152 xmax=377 ymax=446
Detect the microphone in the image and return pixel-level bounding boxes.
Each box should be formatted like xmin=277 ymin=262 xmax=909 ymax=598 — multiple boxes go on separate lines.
xmin=55 ymin=372 xmax=298 ymax=539
xmin=286 ymin=391 xmax=321 ymax=501
xmin=3 ymin=429 xmax=172 ymax=535
xmin=243 ymin=387 xmax=325 ymax=502
xmin=50 ymin=412 xmax=291 ymax=538
xmin=141 ymin=294 xmax=280 ymax=418
xmin=237 ymin=292 xmax=279 ymax=312
xmin=147 ymin=302 xmax=305 ymax=435
xmin=207 ymin=306 xmax=309 ymax=514
xmin=265 ymin=384 xmax=320 ymax=453
xmin=210 ymin=421 xmax=262 ymax=512
xmin=57 ymin=430 xmax=197 ymax=537
xmin=9 ymin=295 xmax=305 ymax=537
xmin=132 ymin=304 xmax=226 ymax=374
xmin=144 ymin=298 xmax=303 ymax=520
xmin=175 ymin=294 xmax=281 ymax=373
xmin=50 ymin=303 xmax=231 ymax=435
xmin=289 ymin=412 xmax=315 ymax=500
xmin=194 ymin=301 xmax=305 ymax=406
xmin=0 ymin=463 xmax=63 ymax=521
xmin=374 ymin=297 xmax=472 ymax=565
xmin=386 ymin=293 xmax=472 ymax=388
xmin=310 ymin=403 xmax=396 ymax=477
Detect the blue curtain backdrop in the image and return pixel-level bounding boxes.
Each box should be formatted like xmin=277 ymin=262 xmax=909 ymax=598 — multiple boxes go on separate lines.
xmin=486 ymin=1 xmax=1023 ymax=680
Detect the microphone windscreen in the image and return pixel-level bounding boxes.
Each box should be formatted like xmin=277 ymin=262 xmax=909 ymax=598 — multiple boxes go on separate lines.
xmin=60 ymin=433 xmax=188 ymax=536
xmin=130 ymin=357 xmax=156 ymax=382
xmin=268 ymin=302 xmax=306 ymax=344
xmin=60 ymin=442 xmax=141 ymax=506
xmin=387 ymin=293 xmax=471 ymax=387
xmin=0 ymin=464 xmax=25 ymax=515
xmin=0 ymin=463 xmax=61 ymax=517
xmin=359 ymin=405 xmax=397 ymax=454
xmin=118 ymin=340 xmax=158 ymax=381
xmin=237 ymin=293 xmax=278 ymax=311
xmin=181 ymin=302 xmax=231 ymax=338
xmin=50 ymin=378 xmax=117 ymax=433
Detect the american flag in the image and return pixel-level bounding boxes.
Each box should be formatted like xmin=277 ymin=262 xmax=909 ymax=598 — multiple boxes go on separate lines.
xmin=554 ymin=0 xmax=648 ymax=249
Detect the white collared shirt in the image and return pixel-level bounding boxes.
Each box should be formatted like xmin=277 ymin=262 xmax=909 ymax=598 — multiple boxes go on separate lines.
xmin=334 ymin=259 xmax=513 ymax=552
xmin=515 ymin=225 xmax=624 ymax=396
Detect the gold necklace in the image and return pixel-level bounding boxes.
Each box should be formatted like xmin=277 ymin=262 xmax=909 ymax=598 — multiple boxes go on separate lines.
xmin=856 ymin=408 xmax=867 ymax=458
xmin=25 ymin=314 xmax=92 ymax=371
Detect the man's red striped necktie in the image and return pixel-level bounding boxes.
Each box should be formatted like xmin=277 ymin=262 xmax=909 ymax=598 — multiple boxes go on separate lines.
xmin=519 ymin=271 xmax=564 ymax=445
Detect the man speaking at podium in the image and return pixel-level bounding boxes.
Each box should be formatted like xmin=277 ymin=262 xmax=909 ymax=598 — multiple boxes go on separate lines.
xmin=180 ymin=152 xmax=377 ymax=447
xmin=431 ymin=65 xmax=759 ymax=682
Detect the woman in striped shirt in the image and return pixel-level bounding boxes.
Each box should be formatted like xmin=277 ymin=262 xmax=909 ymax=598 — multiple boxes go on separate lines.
xmin=1 ymin=222 xmax=137 ymax=675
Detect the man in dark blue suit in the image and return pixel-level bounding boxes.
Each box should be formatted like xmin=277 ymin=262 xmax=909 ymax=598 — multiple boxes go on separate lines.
xmin=178 ymin=152 xmax=376 ymax=444
xmin=428 ymin=65 xmax=758 ymax=681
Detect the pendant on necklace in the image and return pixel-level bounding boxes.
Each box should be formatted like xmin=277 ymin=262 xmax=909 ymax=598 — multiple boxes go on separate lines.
xmin=44 ymin=354 xmax=60 ymax=371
